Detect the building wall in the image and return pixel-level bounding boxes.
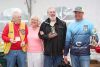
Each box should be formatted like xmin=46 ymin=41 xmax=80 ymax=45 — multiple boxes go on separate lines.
xmin=0 ymin=0 xmax=100 ymax=31
xmin=31 ymin=0 xmax=100 ymax=31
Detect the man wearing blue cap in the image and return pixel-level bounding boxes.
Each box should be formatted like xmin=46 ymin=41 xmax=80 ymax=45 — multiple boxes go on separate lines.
xmin=64 ymin=6 xmax=98 ymax=67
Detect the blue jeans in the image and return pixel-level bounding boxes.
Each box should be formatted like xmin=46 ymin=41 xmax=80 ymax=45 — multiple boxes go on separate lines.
xmin=70 ymin=54 xmax=90 ymax=67
xmin=4 ymin=50 xmax=26 ymax=67
xmin=44 ymin=55 xmax=63 ymax=67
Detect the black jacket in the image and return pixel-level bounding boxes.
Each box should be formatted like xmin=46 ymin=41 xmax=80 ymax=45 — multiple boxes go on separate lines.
xmin=39 ymin=17 xmax=66 ymax=56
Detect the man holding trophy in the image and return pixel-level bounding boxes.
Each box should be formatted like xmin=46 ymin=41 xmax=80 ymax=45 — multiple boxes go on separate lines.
xmin=39 ymin=7 xmax=66 ymax=67
xmin=64 ymin=6 xmax=99 ymax=67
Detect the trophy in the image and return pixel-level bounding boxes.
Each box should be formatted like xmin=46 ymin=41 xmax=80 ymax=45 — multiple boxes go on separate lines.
xmin=90 ymin=28 xmax=98 ymax=46
xmin=50 ymin=26 xmax=57 ymax=38
xmin=51 ymin=26 xmax=56 ymax=33
xmin=90 ymin=35 xmax=97 ymax=46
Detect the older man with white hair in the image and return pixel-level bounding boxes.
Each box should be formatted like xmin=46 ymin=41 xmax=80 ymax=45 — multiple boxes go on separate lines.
xmin=39 ymin=7 xmax=66 ymax=67
xmin=2 ymin=8 xmax=28 ymax=67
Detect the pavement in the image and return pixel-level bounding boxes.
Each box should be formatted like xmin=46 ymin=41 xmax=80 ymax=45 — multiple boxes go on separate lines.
xmin=90 ymin=60 xmax=100 ymax=67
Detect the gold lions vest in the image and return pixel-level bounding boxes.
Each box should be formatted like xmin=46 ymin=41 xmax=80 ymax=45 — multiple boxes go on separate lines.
xmin=3 ymin=21 xmax=27 ymax=54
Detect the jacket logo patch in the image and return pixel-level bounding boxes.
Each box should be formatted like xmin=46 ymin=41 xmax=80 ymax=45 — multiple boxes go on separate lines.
xmin=19 ymin=29 xmax=25 ymax=35
xmin=83 ymin=25 xmax=88 ymax=32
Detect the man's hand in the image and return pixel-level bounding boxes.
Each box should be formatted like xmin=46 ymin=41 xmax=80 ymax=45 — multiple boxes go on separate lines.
xmin=90 ymin=41 xmax=99 ymax=49
xmin=96 ymin=41 xmax=100 ymax=47
xmin=10 ymin=39 xmax=17 ymax=43
xmin=21 ymin=41 xmax=25 ymax=47
xmin=40 ymin=31 xmax=44 ymax=35
xmin=48 ymin=32 xmax=57 ymax=38
xmin=40 ymin=31 xmax=57 ymax=38
xmin=64 ymin=56 xmax=68 ymax=64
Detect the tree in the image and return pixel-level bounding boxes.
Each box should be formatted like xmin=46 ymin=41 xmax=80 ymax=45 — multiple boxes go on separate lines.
xmin=25 ymin=0 xmax=32 ymax=19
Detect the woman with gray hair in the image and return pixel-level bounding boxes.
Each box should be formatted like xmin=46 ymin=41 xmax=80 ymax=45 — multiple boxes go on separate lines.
xmin=27 ymin=16 xmax=44 ymax=67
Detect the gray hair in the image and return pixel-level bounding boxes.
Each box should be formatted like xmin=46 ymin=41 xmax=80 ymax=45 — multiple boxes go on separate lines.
xmin=12 ymin=8 xmax=22 ymax=17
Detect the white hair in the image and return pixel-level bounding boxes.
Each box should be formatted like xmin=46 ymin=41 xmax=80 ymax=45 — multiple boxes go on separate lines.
xmin=12 ymin=8 xmax=22 ymax=17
